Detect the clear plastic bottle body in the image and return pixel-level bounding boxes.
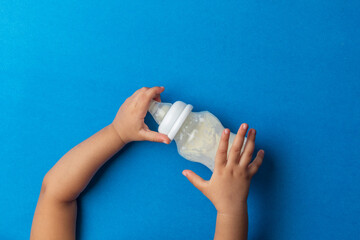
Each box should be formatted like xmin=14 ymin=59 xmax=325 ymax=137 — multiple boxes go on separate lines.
xmin=173 ymin=111 xmax=236 ymax=171
xmin=148 ymin=100 xmax=245 ymax=172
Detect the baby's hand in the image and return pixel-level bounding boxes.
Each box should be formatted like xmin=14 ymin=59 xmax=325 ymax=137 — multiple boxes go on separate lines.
xmin=111 ymin=86 xmax=171 ymax=144
xmin=183 ymin=123 xmax=264 ymax=216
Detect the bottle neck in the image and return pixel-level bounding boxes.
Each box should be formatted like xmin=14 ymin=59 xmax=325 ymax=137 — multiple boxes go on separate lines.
xmin=149 ymin=100 xmax=193 ymax=141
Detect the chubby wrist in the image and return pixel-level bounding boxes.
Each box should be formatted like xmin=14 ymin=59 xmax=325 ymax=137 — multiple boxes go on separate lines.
xmin=109 ymin=123 xmax=128 ymax=145
xmin=217 ymin=201 xmax=248 ymax=218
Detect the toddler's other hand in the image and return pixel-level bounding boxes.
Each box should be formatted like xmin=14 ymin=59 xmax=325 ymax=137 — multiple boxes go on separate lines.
xmin=111 ymin=86 xmax=171 ymax=144
xmin=183 ymin=124 xmax=264 ymax=216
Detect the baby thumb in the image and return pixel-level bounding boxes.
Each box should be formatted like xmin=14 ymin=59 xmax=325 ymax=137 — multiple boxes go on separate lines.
xmin=182 ymin=170 xmax=207 ymax=192
xmin=142 ymin=129 xmax=170 ymax=144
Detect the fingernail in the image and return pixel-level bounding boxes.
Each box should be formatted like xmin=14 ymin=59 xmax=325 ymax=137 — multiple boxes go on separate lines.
xmin=224 ymin=129 xmax=230 ymax=134
xmin=182 ymin=171 xmax=187 ymax=177
xmin=242 ymin=123 xmax=247 ymax=129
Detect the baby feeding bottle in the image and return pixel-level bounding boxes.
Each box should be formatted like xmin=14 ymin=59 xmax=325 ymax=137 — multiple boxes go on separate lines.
xmin=148 ymin=100 xmax=247 ymax=171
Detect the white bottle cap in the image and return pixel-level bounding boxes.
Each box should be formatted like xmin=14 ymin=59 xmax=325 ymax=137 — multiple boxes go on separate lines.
xmin=158 ymin=101 xmax=193 ymax=141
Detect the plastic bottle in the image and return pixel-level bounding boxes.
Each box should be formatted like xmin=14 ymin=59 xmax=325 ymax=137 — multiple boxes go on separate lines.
xmin=148 ymin=100 xmax=247 ymax=171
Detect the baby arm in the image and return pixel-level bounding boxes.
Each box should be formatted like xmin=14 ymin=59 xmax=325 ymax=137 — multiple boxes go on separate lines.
xmin=30 ymin=87 xmax=170 ymax=240
xmin=183 ymin=124 xmax=264 ymax=240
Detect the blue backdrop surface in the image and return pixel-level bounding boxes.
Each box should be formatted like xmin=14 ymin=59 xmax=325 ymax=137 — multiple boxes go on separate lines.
xmin=1 ymin=1 xmax=359 ymax=239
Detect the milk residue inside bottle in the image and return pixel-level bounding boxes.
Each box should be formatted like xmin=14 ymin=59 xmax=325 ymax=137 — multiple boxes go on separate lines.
xmin=148 ymin=100 xmax=246 ymax=171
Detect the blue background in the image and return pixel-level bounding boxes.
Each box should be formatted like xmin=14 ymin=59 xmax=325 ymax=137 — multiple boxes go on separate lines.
xmin=1 ymin=1 xmax=359 ymax=239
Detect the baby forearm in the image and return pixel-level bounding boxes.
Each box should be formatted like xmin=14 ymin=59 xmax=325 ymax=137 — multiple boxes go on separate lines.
xmin=43 ymin=124 xmax=125 ymax=201
xmin=31 ymin=87 xmax=171 ymax=239
xmin=214 ymin=203 xmax=248 ymax=240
